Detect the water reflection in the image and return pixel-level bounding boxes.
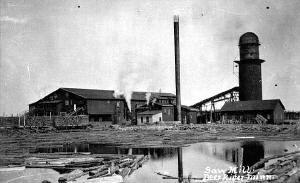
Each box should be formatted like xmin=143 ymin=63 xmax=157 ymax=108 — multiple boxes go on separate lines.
xmin=175 ymin=142 xmax=264 ymax=183
xmin=242 ymin=141 xmax=264 ymax=168
xmin=177 ymin=147 xmax=183 ymax=183
xmin=32 ymin=141 xmax=274 ymax=170
xmin=2 ymin=140 xmax=300 ymax=183
xmin=34 ymin=141 xmax=265 ymax=182
xmin=34 ymin=143 xmax=178 ymax=160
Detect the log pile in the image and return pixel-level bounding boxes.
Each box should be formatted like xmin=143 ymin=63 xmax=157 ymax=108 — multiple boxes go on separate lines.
xmin=25 ymin=153 xmax=149 ymax=182
xmin=247 ymin=151 xmax=300 ymax=183
xmin=223 ymin=151 xmax=300 ymax=183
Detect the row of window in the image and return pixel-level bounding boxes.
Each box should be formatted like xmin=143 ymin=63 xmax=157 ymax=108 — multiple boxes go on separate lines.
xmin=141 ymin=116 xmax=150 ymax=123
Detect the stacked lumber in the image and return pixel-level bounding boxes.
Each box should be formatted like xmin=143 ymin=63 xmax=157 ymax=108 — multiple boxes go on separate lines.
xmin=25 ymin=154 xmax=149 ymax=182
xmin=255 ymin=115 xmax=268 ymax=125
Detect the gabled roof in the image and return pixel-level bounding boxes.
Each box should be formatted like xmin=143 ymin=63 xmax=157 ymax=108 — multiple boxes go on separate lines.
xmin=61 ymin=88 xmax=118 ymax=100
xmin=60 ymin=88 xmax=175 ymax=101
xmin=137 ymin=110 xmax=162 ymax=115
xmin=220 ymin=99 xmax=285 ymax=112
xmin=29 ymin=88 xmax=175 ymax=105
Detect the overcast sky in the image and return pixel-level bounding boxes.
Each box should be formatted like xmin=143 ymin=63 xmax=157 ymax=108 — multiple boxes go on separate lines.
xmin=1 ymin=0 xmax=300 ymax=114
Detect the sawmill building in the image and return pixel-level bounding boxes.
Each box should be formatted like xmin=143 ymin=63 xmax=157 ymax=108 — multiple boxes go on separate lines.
xmin=29 ymin=88 xmax=176 ymax=124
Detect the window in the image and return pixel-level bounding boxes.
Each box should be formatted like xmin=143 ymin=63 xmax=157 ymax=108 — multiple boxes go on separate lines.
xmin=65 ymin=100 xmax=69 ymax=106
xmin=159 ymin=117 xmax=162 ymax=121
xmin=141 ymin=117 xmax=143 ymax=123
xmin=146 ymin=116 xmax=149 ymax=122
xmin=168 ymin=109 xmax=170 ymax=115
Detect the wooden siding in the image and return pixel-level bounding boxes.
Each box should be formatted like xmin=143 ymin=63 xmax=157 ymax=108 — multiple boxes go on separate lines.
xmin=162 ymin=106 xmax=175 ymax=121
xmin=273 ymin=103 xmax=285 ymax=124
xmin=29 ymin=89 xmax=86 ymax=116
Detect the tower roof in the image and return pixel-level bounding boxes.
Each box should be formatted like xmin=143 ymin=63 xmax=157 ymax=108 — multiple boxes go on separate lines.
xmin=239 ymin=32 xmax=260 ymax=45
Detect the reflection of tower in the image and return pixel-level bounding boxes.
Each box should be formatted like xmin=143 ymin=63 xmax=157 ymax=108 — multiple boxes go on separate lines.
xmin=235 ymin=32 xmax=265 ymax=101
xmin=242 ymin=141 xmax=264 ymax=168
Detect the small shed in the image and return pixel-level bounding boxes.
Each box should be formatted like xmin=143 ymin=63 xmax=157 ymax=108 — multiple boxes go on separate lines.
xmin=136 ymin=110 xmax=162 ymax=125
xmin=182 ymin=105 xmax=199 ymax=124
xmin=220 ymin=99 xmax=285 ymax=124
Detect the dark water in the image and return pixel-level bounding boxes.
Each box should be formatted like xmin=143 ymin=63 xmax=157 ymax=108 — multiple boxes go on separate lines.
xmin=1 ymin=140 xmax=300 ymax=183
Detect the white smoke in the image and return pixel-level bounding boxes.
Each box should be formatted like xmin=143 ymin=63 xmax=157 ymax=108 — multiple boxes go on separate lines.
xmin=145 ymin=92 xmax=151 ymax=105
xmin=113 ymin=90 xmax=121 ymax=98
xmin=115 ymin=53 xmax=140 ymax=112
xmin=113 ymin=89 xmax=132 ymax=111
xmin=115 ymin=51 xmax=162 ymax=112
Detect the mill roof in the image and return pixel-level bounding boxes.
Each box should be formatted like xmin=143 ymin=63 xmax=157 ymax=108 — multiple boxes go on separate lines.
xmin=220 ymin=99 xmax=285 ymax=112
xmin=60 ymin=88 xmax=175 ymax=100
xmin=30 ymin=88 xmax=175 ymax=105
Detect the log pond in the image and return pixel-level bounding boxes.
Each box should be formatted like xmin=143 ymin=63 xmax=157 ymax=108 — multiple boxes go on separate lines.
xmin=1 ymin=140 xmax=300 ymax=183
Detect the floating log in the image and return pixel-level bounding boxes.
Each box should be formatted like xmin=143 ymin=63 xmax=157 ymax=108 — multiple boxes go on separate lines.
xmin=0 ymin=165 xmax=25 ymax=171
xmin=120 ymin=167 xmax=131 ymax=178
xmin=81 ymin=165 xmax=105 ymax=172
xmin=128 ymin=155 xmax=144 ymax=175
xmin=26 ymin=164 xmax=65 ymax=168
xmin=137 ymin=155 xmax=149 ymax=168
xmin=88 ymin=170 xmax=109 ymax=179
xmin=89 ymin=165 xmax=109 ymax=176
xmin=58 ymin=169 xmax=87 ymax=183
xmin=118 ymin=160 xmax=133 ymax=168
xmin=130 ymin=155 xmax=144 ymax=168
xmin=106 ymin=164 xmax=120 ymax=176
xmin=24 ymin=153 xmax=149 ymax=182
xmin=66 ymin=158 xmax=104 ymax=168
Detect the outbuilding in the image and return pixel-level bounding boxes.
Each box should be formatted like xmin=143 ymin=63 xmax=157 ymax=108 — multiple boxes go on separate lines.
xmin=136 ymin=110 xmax=162 ymax=125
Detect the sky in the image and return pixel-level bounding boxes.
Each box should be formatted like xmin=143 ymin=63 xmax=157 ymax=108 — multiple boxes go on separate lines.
xmin=0 ymin=0 xmax=300 ymax=115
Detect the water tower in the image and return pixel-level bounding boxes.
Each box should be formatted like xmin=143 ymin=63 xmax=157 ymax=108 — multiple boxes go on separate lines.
xmin=235 ymin=32 xmax=265 ymax=101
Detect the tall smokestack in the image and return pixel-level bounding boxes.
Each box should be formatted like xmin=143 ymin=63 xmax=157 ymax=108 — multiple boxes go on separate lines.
xmin=174 ymin=15 xmax=182 ymax=123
